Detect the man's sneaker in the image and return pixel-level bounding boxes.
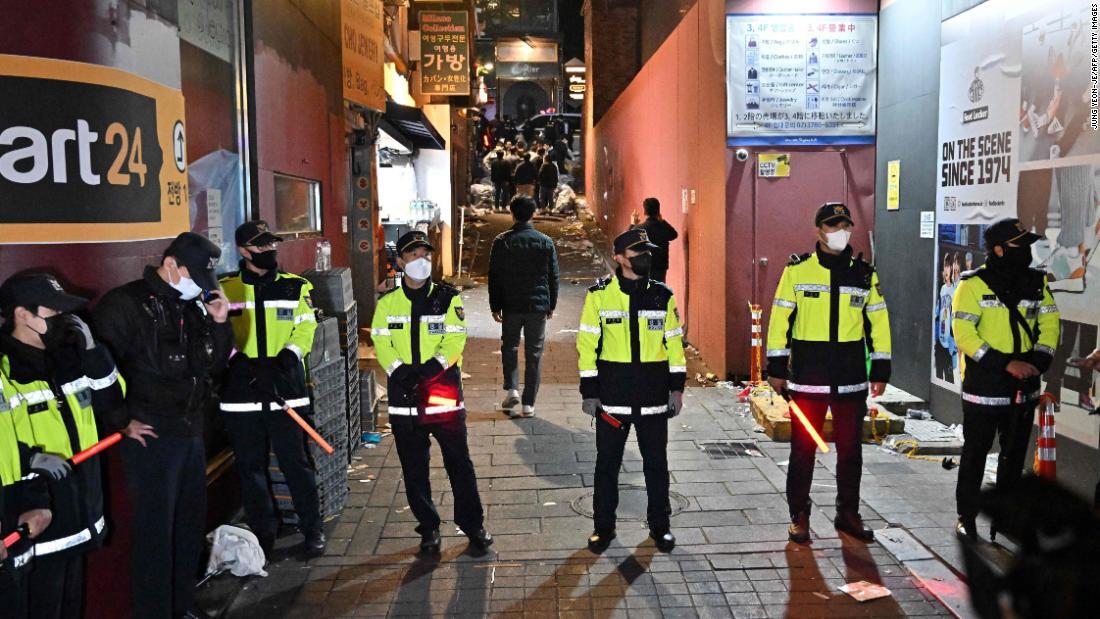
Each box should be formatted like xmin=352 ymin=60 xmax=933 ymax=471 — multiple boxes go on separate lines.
xmin=650 ymin=529 xmax=676 ymax=552
xmin=834 ymin=512 xmax=874 ymax=542
xmin=788 ymin=513 xmax=810 ymax=544
xmin=304 ymin=529 xmax=327 ymax=557
xmin=501 ymin=390 xmax=520 ymax=412
xmin=467 ymin=528 xmax=494 ymax=550
xmin=521 ymin=405 xmax=535 ymax=418
xmin=419 ymin=529 xmax=441 ymax=555
xmin=956 ymin=517 xmax=977 ymax=541
xmin=587 ymin=530 xmax=615 ymax=553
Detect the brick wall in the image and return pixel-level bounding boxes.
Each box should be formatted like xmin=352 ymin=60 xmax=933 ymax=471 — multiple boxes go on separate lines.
xmin=585 ymin=0 xmax=641 ymax=123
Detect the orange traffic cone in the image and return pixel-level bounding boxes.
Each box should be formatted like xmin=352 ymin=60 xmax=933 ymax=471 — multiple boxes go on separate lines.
xmin=1034 ymin=393 xmax=1057 ymax=479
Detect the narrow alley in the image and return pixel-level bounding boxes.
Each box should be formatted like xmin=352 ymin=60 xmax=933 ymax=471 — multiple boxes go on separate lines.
xmin=208 ymin=210 xmax=963 ymax=618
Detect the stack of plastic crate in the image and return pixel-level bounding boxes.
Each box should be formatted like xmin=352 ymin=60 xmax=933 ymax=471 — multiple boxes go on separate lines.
xmin=335 ymin=303 xmax=361 ymax=462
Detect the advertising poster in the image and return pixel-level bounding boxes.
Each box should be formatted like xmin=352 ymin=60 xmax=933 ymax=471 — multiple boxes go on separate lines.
xmin=0 ymin=55 xmax=188 ymax=244
xmin=420 ymin=11 xmax=470 ymax=96
xmin=932 ymin=0 xmax=1099 ymax=446
xmin=341 ymin=0 xmax=385 ymax=111
xmin=726 ymin=13 xmax=877 ymax=146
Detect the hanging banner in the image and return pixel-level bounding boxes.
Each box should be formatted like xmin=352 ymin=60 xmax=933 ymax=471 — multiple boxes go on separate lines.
xmin=931 ymin=0 xmax=1099 ymax=444
xmin=726 ymin=13 xmax=877 ymax=146
xmin=420 ymin=10 xmax=470 ymax=96
xmin=0 ymin=55 xmax=188 ymax=244
xmin=341 ymin=0 xmax=385 ymax=111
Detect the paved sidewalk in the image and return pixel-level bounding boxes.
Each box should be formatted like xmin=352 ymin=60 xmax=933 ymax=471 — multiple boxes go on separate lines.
xmin=216 ymin=213 xmax=961 ymax=618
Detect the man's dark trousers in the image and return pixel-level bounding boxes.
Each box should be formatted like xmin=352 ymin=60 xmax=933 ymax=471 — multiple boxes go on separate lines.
xmin=501 ymin=312 xmax=547 ymax=407
xmin=593 ymin=414 xmax=670 ymax=533
xmin=121 ymin=424 xmax=207 ymax=619
xmin=786 ymin=397 xmax=864 ymax=518
xmin=956 ymin=401 xmax=1036 ymax=521
xmin=493 ymin=183 xmax=508 ymax=210
xmin=222 ymin=407 xmax=322 ymax=539
xmin=392 ymin=416 xmax=485 ymax=535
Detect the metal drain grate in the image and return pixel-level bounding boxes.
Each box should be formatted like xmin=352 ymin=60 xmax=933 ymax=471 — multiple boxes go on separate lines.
xmin=697 ymin=440 xmax=764 ymax=459
xmin=570 ymin=486 xmax=691 ymax=520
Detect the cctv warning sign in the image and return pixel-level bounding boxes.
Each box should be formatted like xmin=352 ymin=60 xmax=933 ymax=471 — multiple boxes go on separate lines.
xmin=0 ymin=54 xmax=188 ymax=244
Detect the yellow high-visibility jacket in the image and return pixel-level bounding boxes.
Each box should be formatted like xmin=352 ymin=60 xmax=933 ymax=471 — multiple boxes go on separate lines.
xmin=576 ymin=272 xmax=686 ymax=416
xmin=766 ymin=247 xmax=891 ymax=399
xmin=0 ymin=373 xmax=50 ymax=573
xmin=371 ymin=281 xmax=467 ymax=423
xmin=952 ymin=265 xmax=1060 ymax=406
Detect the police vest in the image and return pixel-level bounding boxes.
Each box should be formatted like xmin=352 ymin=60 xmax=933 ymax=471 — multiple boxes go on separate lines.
xmin=0 ymin=353 xmax=120 ymax=558
xmin=370 ymin=282 xmax=467 ymax=421
xmin=577 ymin=274 xmax=687 ymax=415
xmin=952 ymin=266 xmax=1060 ymax=406
xmin=766 ymin=249 xmax=892 ymax=398
xmin=220 ymin=269 xmax=317 ymax=411
xmin=0 ymin=376 xmax=36 ymax=571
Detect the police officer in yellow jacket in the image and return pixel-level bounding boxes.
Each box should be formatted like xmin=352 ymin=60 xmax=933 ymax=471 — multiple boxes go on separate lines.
xmin=370 ymin=231 xmax=491 ymax=554
xmin=951 ymin=219 xmax=1060 ymax=540
xmin=1 ymin=372 xmax=54 ymax=619
xmin=578 ymin=228 xmax=687 ymax=553
xmin=219 ymin=221 xmax=324 ymax=557
xmin=766 ymin=203 xmax=891 ymax=544
xmin=0 ymin=273 xmax=124 ymax=618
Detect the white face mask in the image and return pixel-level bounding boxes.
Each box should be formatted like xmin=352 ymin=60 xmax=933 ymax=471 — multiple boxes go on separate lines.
xmin=169 ymin=264 xmax=203 ymax=300
xmin=824 ymin=229 xmax=851 ymax=252
xmin=404 ymin=257 xmax=432 ymax=281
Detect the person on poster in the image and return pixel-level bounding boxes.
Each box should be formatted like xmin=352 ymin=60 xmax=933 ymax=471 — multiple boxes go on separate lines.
xmin=951 ymin=219 xmax=1060 ymax=540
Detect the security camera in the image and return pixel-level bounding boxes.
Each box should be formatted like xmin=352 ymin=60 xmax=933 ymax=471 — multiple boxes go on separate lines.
xmin=735 ymin=148 xmax=750 ymax=162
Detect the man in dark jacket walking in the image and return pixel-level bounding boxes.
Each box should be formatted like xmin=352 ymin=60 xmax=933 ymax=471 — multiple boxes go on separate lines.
xmin=488 ymin=196 xmax=560 ymax=417
xmin=634 ymin=198 xmax=679 ymax=283
xmin=94 ymin=232 xmax=234 ymax=619
xmin=537 ymin=156 xmax=559 ymax=212
xmin=489 ymin=151 xmax=513 ymax=211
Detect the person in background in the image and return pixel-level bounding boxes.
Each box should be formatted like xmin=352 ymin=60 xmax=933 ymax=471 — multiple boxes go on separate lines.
xmin=370 ymin=232 xmax=492 ymax=555
xmin=951 ymin=218 xmax=1060 ymax=541
xmin=0 ymin=273 xmax=125 ymax=619
xmin=549 ymin=137 xmax=572 ymax=175
xmin=537 ymin=155 xmax=559 ymax=212
xmin=94 ymin=232 xmax=234 ymax=619
xmin=490 ymin=151 xmax=513 ymax=212
xmin=1070 ymin=348 xmax=1100 ymax=506
xmin=218 ymin=221 xmax=325 ymax=557
xmin=489 ymin=196 xmax=559 ymax=418
xmin=633 ymin=198 xmax=679 ymax=284
xmin=512 ymin=152 xmax=537 ymax=198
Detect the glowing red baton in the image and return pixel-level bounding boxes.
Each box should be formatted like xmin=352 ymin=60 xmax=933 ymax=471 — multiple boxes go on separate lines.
xmin=427 ymin=395 xmax=458 ymax=407
xmin=788 ymin=399 xmax=830 ymax=453
xmin=70 ymin=432 xmax=124 ymax=465
xmin=276 ymin=397 xmax=334 ymax=455
xmin=3 ymin=524 xmax=29 ymax=549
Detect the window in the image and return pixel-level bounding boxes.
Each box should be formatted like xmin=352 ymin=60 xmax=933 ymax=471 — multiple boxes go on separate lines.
xmin=273 ymin=173 xmax=322 ymax=234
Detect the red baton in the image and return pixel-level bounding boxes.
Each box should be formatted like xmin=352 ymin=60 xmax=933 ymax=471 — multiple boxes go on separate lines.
xmin=275 ymin=397 xmax=334 ymax=455
xmin=70 ymin=432 xmax=124 ymax=465
xmin=3 ymin=524 xmax=29 ymax=549
xmin=599 ymin=410 xmax=623 ymax=429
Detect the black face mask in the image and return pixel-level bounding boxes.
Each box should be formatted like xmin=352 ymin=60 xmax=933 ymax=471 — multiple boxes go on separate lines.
xmin=995 ymin=245 xmax=1033 ymax=271
xmin=36 ymin=314 xmax=71 ymax=351
xmin=248 ymin=249 xmax=278 ymax=270
xmin=628 ymin=253 xmax=653 ymax=277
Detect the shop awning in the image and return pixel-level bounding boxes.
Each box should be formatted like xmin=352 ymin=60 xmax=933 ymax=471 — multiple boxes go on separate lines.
xmin=383 ymin=101 xmax=446 ymax=150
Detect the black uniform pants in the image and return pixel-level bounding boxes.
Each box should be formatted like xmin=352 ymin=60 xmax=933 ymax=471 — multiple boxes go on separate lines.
xmin=593 ymin=413 xmax=670 ymax=533
xmin=223 ymin=408 xmax=321 ymax=538
xmin=786 ymin=397 xmax=865 ymax=518
xmin=956 ymin=401 xmax=1036 ymax=521
xmin=121 ymin=430 xmax=207 ymax=619
xmin=0 ymin=568 xmax=28 ymax=619
xmin=501 ymin=312 xmax=547 ymax=406
xmin=27 ymin=552 xmax=83 ymax=619
xmin=392 ymin=416 xmax=484 ymax=535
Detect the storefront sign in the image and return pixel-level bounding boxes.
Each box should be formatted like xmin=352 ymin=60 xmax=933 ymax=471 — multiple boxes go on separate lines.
xmin=757 ymin=153 xmax=790 ymax=177
xmin=179 ymin=0 xmax=235 ymax=63
xmin=341 ymin=0 xmax=385 ymax=111
xmin=495 ymin=39 xmax=558 ymax=64
xmin=0 ymin=55 xmax=188 ymax=244
xmin=929 ymin=0 xmax=1100 ymax=436
xmin=420 ymin=11 xmax=470 ymax=96
xmin=886 ymin=159 xmax=900 ymax=210
xmin=725 ymin=14 xmax=877 ymax=146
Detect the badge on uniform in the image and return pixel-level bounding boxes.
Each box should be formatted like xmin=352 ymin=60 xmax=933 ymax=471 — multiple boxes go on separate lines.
xmin=606 ymin=317 xmax=622 ymax=324
xmin=28 ymin=401 xmax=49 ymax=414
xmin=455 ymin=306 xmax=465 ymax=321
xmin=74 ymin=389 xmax=92 ymax=408
xmin=804 ymin=291 xmax=820 ymax=298
xmin=276 ymin=308 xmax=294 ymax=321
xmin=647 ymin=318 xmax=664 ymax=331
xmin=428 ymin=321 xmax=445 ymax=335
xmin=388 ymin=322 xmax=404 ymax=330
xmin=850 ymin=295 xmax=864 ymax=308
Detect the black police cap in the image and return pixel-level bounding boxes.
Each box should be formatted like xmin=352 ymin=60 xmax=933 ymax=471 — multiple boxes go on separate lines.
xmin=984 ymin=218 xmax=1042 ymax=251
xmin=815 ymin=202 xmax=854 ymax=227
xmin=235 ymin=220 xmax=284 ymax=247
xmin=397 ymin=230 xmax=434 ymax=255
xmin=164 ymin=232 xmax=222 ymax=292
xmin=614 ymin=228 xmax=658 ymax=255
xmin=0 ymin=273 xmax=87 ymax=314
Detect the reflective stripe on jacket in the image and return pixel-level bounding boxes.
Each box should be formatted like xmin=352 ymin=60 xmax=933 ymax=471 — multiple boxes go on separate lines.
xmin=576 ymin=272 xmax=687 ymax=415
xmin=765 ymin=247 xmax=891 ymax=399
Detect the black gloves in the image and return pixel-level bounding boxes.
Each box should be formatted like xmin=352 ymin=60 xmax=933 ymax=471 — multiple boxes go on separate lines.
xmin=276 ymin=348 xmax=300 ymax=371
xmin=391 ymin=364 xmax=421 ymax=393
xmin=419 ymin=358 xmax=445 ymax=381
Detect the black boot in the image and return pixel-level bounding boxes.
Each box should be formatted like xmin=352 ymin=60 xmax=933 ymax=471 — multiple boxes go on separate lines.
xmin=419 ymin=529 xmax=441 ymax=555
xmin=587 ymin=530 xmax=615 ymax=553
xmin=467 ymin=528 xmax=494 ymax=551
xmin=304 ymin=529 xmax=327 ymax=558
xmin=834 ymin=511 xmax=874 ymax=542
xmin=955 ymin=517 xmax=977 ymax=541
xmin=650 ymin=529 xmax=676 ymax=552
xmin=788 ymin=513 xmax=811 ymax=544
